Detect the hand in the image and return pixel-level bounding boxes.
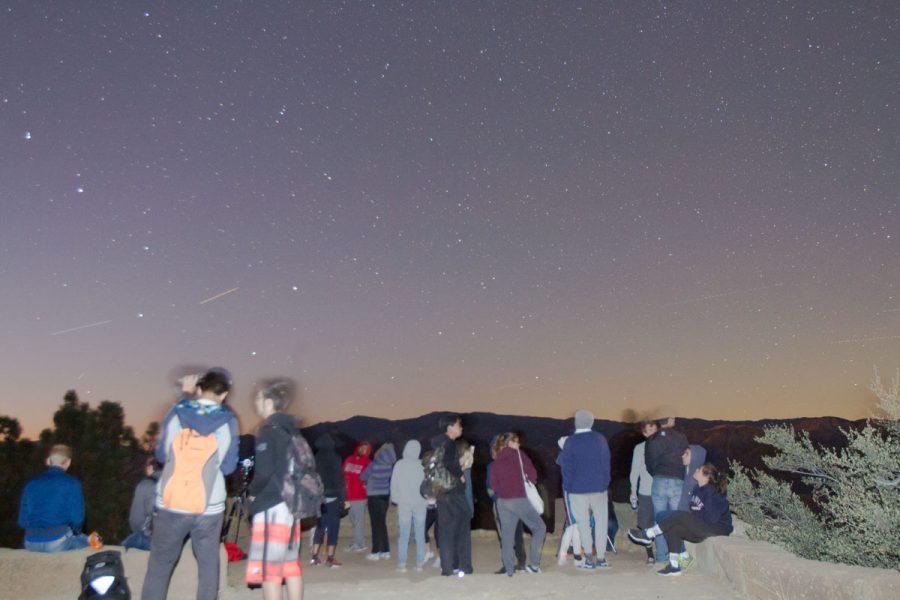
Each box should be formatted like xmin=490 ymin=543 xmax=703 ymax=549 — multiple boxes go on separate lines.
xmin=181 ymin=374 xmax=200 ymax=394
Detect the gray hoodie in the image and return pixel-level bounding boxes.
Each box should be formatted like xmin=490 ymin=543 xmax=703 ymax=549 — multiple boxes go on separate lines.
xmin=390 ymin=440 xmax=427 ymax=510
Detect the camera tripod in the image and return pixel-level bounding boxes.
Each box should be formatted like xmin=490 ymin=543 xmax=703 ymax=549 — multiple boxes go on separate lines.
xmin=221 ymin=488 xmax=250 ymax=544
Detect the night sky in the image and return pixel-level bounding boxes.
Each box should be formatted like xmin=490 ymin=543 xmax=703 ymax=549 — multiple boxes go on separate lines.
xmin=2 ymin=1 xmax=897 ymax=438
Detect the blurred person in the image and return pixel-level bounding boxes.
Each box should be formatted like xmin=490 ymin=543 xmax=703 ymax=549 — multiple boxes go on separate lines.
xmin=488 ymin=433 xmax=527 ymax=573
xmin=244 ymin=378 xmax=308 ymax=600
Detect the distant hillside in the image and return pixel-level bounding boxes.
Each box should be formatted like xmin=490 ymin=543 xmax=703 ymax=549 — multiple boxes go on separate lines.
xmin=295 ymin=412 xmax=862 ymax=531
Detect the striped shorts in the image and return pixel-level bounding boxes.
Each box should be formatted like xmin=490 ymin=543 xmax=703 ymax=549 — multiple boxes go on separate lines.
xmin=246 ymin=502 xmax=302 ymax=585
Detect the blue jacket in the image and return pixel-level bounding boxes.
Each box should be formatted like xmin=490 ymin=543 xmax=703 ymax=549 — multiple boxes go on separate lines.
xmin=18 ymin=466 xmax=85 ymax=541
xmin=558 ymin=430 xmax=611 ymax=494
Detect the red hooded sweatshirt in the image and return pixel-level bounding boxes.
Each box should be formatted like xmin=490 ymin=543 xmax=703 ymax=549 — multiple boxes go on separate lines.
xmin=342 ymin=441 xmax=372 ymax=502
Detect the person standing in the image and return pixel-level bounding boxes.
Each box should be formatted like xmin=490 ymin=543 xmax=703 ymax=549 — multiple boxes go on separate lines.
xmin=310 ymin=433 xmax=346 ymax=568
xmin=628 ymin=420 xmax=658 ymax=564
xmin=18 ymin=444 xmax=99 ymax=552
xmin=558 ymin=409 xmax=612 ymax=569
xmin=431 ymin=414 xmax=473 ymax=576
xmin=361 ymin=442 xmax=396 ymax=560
xmin=244 ymin=378 xmax=308 ymax=600
xmin=143 ymin=369 xmax=239 ymax=600
xmin=489 ymin=432 xmax=547 ymax=576
xmin=342 ymin=441 xmax=372 ymax=552
xmin=644 ymin=411 xmax=689 ymax=562
xmin=390 ymin=439 xmax=428 ymax=572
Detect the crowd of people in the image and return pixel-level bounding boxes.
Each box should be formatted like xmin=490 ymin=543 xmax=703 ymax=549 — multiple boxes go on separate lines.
xmin=16 ymin=367 xmax=734 ymax=599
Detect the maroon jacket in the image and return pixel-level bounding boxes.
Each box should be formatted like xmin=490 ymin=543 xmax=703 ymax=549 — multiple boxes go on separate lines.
xmin=489 ymin=447 xmax=537 ymax=500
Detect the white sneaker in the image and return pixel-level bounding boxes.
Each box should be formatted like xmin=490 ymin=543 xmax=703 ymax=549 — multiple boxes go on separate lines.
xmin=432 ymin=557 xmax=441 ymax=569
xmin=380 ymin=552 xmax=391 ymax=560
xmin=365 ymin=553 xmax=381 ymax=561
xmin=396 ymin=565 xmax=407 ymax=573
xmin=557 ymin=554 xmax=567 ymax=566
xmin=423 ymin=550 xmax=435 ymax=561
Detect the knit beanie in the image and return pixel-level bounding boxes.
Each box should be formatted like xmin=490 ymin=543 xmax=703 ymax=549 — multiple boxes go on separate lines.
xmin=574 ymin=409 xmax=594 ymax=430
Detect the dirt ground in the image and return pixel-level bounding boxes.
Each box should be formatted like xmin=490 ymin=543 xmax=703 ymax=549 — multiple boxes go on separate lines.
xmin=222 ymin=526 xmax=748 ymax=600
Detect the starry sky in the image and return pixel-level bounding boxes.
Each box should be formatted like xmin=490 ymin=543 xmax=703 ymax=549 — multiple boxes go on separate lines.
xmin=1 ymin=1 xmax=897 ymax=438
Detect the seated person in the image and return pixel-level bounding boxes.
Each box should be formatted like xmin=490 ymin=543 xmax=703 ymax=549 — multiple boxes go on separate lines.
xmin=18 ymin=444 xmax=99 ymax=552
xmin=123 ymin=456 xmax=160 ymax=550
xmin=628 ymin=463 xmax=733 ymax=576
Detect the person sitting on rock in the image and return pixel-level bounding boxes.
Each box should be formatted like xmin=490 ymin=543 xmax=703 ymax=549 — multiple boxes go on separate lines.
xmin=18 ymin=444 xmax=100 ymax=552
xmin=628 ymin=463 xmax=733 ymax=576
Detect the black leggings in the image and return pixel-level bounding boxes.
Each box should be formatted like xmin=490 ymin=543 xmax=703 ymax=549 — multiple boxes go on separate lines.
xmin=367 ymin=494 xmax=390 ymax=553
xmin=660 ymin=511 xmax=729 ymax=554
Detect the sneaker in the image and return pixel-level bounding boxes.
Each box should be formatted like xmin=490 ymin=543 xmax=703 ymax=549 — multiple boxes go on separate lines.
xmin=515 ymin=564 xmax=527 ymax=572
xmin=577 ymin=557 xmax=596 ymax=570
xmin=432 ymin=557 xmax=441 ymax=569
xmin=557 ymin=554 xmax=567 ymax=566
xmin=628 ymin=527 xmax=653 ymax=546
xmin=525 ymin=565 xmax=541 ymax=574
xmin=657 ymin=564 xmax=682 ymax=577
xmin=573 ymin=556 xmax=585 ymax=568
xmin=646 ymin=555 xmax=656 ymax=565
xmin=595 ymin=558 xmax=610 ymax=569
xmin=365 ymin=553 xmax=381 ymax=561
xmin=326 ymin=557 xmax=342 ymax=568
xmin=347 ymin=544 xmax=366 ymax=552
xmin=396 ymin=566 xmax=407 ymax=573
xmin=380 ymin=552 xmax=391 ymax=560
xmin=494 ymin=567 xmax=507 ymax=575
xmin=415 ymin=565 xmax=424 ymax=572
xmin=678 ymin=555 xmax=695 ymax=571
xmin=423 ymin=550 xmax=435 ymax=562
xmin=309 ymin=556 xmax=320 ymax=566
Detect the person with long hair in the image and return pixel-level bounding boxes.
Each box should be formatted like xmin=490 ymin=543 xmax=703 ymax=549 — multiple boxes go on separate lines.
xmin=488 ymin=432 xmax=547 ymax=576
xmin=488 ymin=433 xmax=527 ymax=573
xmin=628 ymin=463 xmax=733 ymax=576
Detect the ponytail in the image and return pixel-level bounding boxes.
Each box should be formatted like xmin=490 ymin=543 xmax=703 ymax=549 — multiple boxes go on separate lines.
xmin=701 ymin=463 xmax=728 ymax=494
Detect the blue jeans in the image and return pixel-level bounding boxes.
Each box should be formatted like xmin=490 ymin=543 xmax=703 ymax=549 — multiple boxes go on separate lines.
xmin=122 ymin=530 xmax=152 ymax=551
xmin=651 ymin=477 xmax=682 ymax=561
xmin=396 ymin=504 xmax=427 ymax=568
xmin=25 ymin=530 xmax=88 ymax=552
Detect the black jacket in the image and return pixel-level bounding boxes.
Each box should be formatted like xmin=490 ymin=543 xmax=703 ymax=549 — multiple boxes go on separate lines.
xmin=248 ymin=412 xmax=297 ymax=514
xmin=645 ymin=427 xmax=689 ymax=480
xmin=314 ymin=433 xmax=346 ymax=502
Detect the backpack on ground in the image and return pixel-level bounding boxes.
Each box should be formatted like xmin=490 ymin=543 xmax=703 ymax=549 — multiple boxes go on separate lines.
xmin=281 ymin=427 xmax=325 ymax=522
xmin=78 ymin=550 xmax=130 ymax=599
xmin=161 ymin=417 xmax=219 ymax=514
xmin=419 ymin=445 xmax=456 ymax=500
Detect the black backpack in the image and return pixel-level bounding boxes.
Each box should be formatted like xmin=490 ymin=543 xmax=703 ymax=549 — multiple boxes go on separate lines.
xmin=78 ymin=550 xmax=131 ymax=599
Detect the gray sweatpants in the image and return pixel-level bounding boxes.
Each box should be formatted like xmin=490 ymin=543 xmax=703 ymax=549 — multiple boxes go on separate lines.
xmin=348 ymin=499 xmax=367 ymax=548
xmin=141 ymin=509 xmax=223 ymax=600
xmin=497 ymin=496 xmax=546 ymax=573
xmin=568 ymin=491 xmax=608 ymax=561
